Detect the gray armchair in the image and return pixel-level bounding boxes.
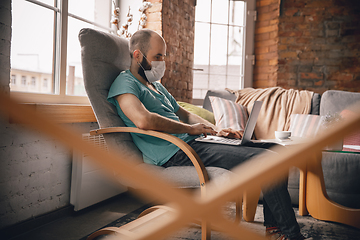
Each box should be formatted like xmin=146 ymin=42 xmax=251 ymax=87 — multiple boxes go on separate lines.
xmin=79 ymin=28 xmax=257 ymax=240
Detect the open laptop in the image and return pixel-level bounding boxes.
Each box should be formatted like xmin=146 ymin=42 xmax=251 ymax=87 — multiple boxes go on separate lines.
xmin=195 ymin=101 xmax=263 ymax=145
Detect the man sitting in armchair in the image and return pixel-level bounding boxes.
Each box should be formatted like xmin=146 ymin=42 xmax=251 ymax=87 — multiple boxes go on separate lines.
xmin=107 ymin=28 xmax=312 ymax=240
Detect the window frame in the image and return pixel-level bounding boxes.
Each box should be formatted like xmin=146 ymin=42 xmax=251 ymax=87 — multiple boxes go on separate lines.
xmin=192 ymin=0 xmax=256 ymax=103
xmin=10 ymin=0 xmax=115 ymax=105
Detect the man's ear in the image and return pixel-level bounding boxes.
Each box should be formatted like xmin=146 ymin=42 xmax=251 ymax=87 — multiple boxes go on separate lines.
xmin=133 ymin=49 xmax=142 ymax=61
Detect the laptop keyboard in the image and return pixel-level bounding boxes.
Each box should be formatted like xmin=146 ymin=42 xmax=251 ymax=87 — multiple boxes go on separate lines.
xmin=195 ymin=136 xmax=242 ymax=145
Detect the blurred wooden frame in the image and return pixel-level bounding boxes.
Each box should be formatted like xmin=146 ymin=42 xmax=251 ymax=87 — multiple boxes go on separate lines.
xmin=1 ymin=92 xmax=360 ymax=240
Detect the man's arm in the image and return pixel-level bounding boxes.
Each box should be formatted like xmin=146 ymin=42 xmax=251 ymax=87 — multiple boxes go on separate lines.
xmin=115 ymin=93 xmax=216 ymax=136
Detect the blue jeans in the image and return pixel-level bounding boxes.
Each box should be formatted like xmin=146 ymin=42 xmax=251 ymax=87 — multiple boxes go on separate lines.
xmin=162 ymin=140 xmax=301 ymax=238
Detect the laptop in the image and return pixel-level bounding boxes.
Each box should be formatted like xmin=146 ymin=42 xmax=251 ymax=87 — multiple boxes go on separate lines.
xmin=195 ymin=101 xmax=263 ymax=145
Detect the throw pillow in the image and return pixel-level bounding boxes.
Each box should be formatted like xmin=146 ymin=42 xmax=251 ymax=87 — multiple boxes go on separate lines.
xmin=289 ymin=114 xmax=324 ymax=138
xmin=340 ymin=109 xmax=360 ymax=152
xmin=209 ymin=96 xmax=248 ymax=131
xmin=177 ymin=101 xmax=215 ymax=124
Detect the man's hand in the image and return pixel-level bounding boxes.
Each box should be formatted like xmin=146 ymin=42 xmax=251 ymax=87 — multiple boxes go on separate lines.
xmin=189 ymin=123 xmax=217 ymax=137
xmin=217 ymin=128 xmax=244 ymax=139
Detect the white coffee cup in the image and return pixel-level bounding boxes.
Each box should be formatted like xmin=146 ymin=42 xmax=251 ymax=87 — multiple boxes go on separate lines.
xmin=275 ymin=131 xmax=291 ymax=140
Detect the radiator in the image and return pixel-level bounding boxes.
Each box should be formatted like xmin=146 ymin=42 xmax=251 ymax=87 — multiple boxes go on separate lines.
xmin=70 ymin=133 xmax=127 ymax=211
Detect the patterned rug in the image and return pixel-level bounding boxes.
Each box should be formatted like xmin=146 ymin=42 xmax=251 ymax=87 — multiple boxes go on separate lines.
xmin=81 ymin=203 xmax=360 ymax=240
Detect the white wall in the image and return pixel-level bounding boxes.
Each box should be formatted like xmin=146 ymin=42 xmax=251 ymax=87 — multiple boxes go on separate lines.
xmin=0 ymin=0 xmax=99 ymax=229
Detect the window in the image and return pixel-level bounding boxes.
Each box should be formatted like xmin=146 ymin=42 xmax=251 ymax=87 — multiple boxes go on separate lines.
xmin=193 ymin=0 xmax=256 ymax=100
xmin=10 ymin=0 xmax=113 ymax=104
xmin=21 ymin=76 xmax=27 ymax=86
xmin=11 ymin=75 xmax=16 ymax=84
xmin=31 ymin=77 xmax=36 ymax=87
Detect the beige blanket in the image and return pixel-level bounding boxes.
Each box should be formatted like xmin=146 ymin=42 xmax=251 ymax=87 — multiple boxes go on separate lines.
xmin=227 ymin=87 xmax=314 ymax=139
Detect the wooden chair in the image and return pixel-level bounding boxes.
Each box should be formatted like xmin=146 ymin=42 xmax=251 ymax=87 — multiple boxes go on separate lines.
xmin=78 ymin=28 xmax=259 ymax=240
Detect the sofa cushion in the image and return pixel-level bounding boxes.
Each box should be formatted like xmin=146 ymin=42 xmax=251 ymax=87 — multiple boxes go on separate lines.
xmin=320 ymin=90 xmax=360 ymax=116
xmin=209 ymin=96 xmax=248 ymax=131
xmin=322 ymin=151 xmax=360 ymax=208
xmin=289 ymin=114 xmax=323 ymax=138
xmin=203 ymin=90 xmax=237 ymax=112
xmin=310 ymin=93 xmax=321 ymax=115
xmin=177 ymin=101 xmax=215 ymax=124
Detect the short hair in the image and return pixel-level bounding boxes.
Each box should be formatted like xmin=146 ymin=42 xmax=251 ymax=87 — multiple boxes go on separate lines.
xmin=129 ymin=29 xmax=156 ymax=58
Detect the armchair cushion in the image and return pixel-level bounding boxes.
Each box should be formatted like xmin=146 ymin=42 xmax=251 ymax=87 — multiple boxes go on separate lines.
xmin=134 ymin=164 xmax=233 ymax=189
xmin=79 ymin=28 xmax=143 ymax=163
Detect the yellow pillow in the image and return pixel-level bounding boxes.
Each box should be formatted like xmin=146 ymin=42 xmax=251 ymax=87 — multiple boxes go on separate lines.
xmin=177 ymin=101 xmax=215 ymax=124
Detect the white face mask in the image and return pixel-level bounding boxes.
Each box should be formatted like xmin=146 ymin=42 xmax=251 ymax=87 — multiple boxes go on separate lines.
xmin=138 ymin=51 xmax=166 ymax=83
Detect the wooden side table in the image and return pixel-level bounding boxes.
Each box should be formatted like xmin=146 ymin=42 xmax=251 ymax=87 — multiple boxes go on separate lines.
xmin=298 ymin=151 xmax=360 ymax=229
xmin=259 ymin=138 xmax=360 ymax=229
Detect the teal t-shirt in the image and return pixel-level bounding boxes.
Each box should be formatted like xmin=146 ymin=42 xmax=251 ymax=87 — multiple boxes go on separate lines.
xmin=107 ymin=70 xmax=197 ymax=166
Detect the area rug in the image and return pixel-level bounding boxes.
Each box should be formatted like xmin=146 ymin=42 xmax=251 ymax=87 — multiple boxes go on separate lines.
xmin=81 ymin=203 xmax=360 ymax=240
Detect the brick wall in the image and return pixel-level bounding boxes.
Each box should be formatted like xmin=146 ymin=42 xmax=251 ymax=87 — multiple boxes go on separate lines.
xmin=0 ymin=0 xmax=11 ymax=96
xmin=254 ymin=0 xmax=281 ymax=88
xmin=145 ymin=0 xmax=195 ymax=102
xmin=277 ymin=0 xmax=360 ymax=93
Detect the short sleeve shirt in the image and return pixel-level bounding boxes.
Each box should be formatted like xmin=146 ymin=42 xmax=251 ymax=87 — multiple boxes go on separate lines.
xmin=108 ymin=70 xmax=197 ymax=166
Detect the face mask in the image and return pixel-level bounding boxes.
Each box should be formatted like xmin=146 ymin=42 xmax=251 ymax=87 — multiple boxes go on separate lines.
xmin=138 ymin=51 xmax=166 ymax=83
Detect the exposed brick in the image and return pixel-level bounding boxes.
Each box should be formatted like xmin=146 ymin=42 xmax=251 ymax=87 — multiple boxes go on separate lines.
xmin=278 ymin=72 xmax=297 ymax=79
xmin=281 ymin=16 xmax=305 ymax=24
xmin=299 ymin=79 xmax=314 ymax=87
xmin=269 ymin=44 xmax=279 ymax=52
xmin=255 ymin=46 xmax=270 ymax=54
xmin=257 ymin=9 xmax=280 ymax=21
xmin=256 ymin=32 xmax=270 ymax=42
xmin=257 ymin=0 xmax=281 ymax=8
xmin=254 ymin=65 xmax=278 ymax=74
xmin=279 ymin=51 xmax=298 ymax=59
xmin=284 ymin=9 xmax=300 ymax=17
xmin=257 ymin=51 xmax=278 ymax=60
xmin=305 ymin=1 xmax=336 ymax=8
xmin=253 ymin=79 xmax=277 ymax=88
xmin=299 ymin=65 xmax=313 ymax=72
xmin=299 ymin=51 xmax=318 ymax=59
xmin=256 ymin=60 xmax=272 ymax=66
xmin=328 ymin=73 xmax=354 ymax=81
xmin=284 ymin=1 xmax=306 ymax=8
xmin=270 ymin=19 xmax=279 ymax=25
xmin=158 ymin=0 xmax=195 ymax=101
xmin=269 ymin=58 xmax=279 ymax=66
xmin=254 ymin=73 xmax=274 ymax=80
xmin=256 ymin=24 xmax=279 ymax=34
xmin=255 ymin=38 xmax=278 ymax=47
xmin=300 ymin=72 xmax=324 ymax=80
xmin=314 ymin=79 xmax=324 ymax=86
xmin=256 ymin=20 xmax=271 ymax=28
xmin=257 ymin=0 xmax=360 ymax=92
xmin=279 ymin=31 xmax=303 ymax=37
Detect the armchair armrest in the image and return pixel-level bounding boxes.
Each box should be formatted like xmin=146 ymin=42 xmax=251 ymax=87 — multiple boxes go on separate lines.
xmin=90 ymin=127 xmax=209 ymax=188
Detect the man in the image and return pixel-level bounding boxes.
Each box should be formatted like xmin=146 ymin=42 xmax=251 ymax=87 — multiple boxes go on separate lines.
xmin=108 ymin=29 xmax=311 ymax=240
